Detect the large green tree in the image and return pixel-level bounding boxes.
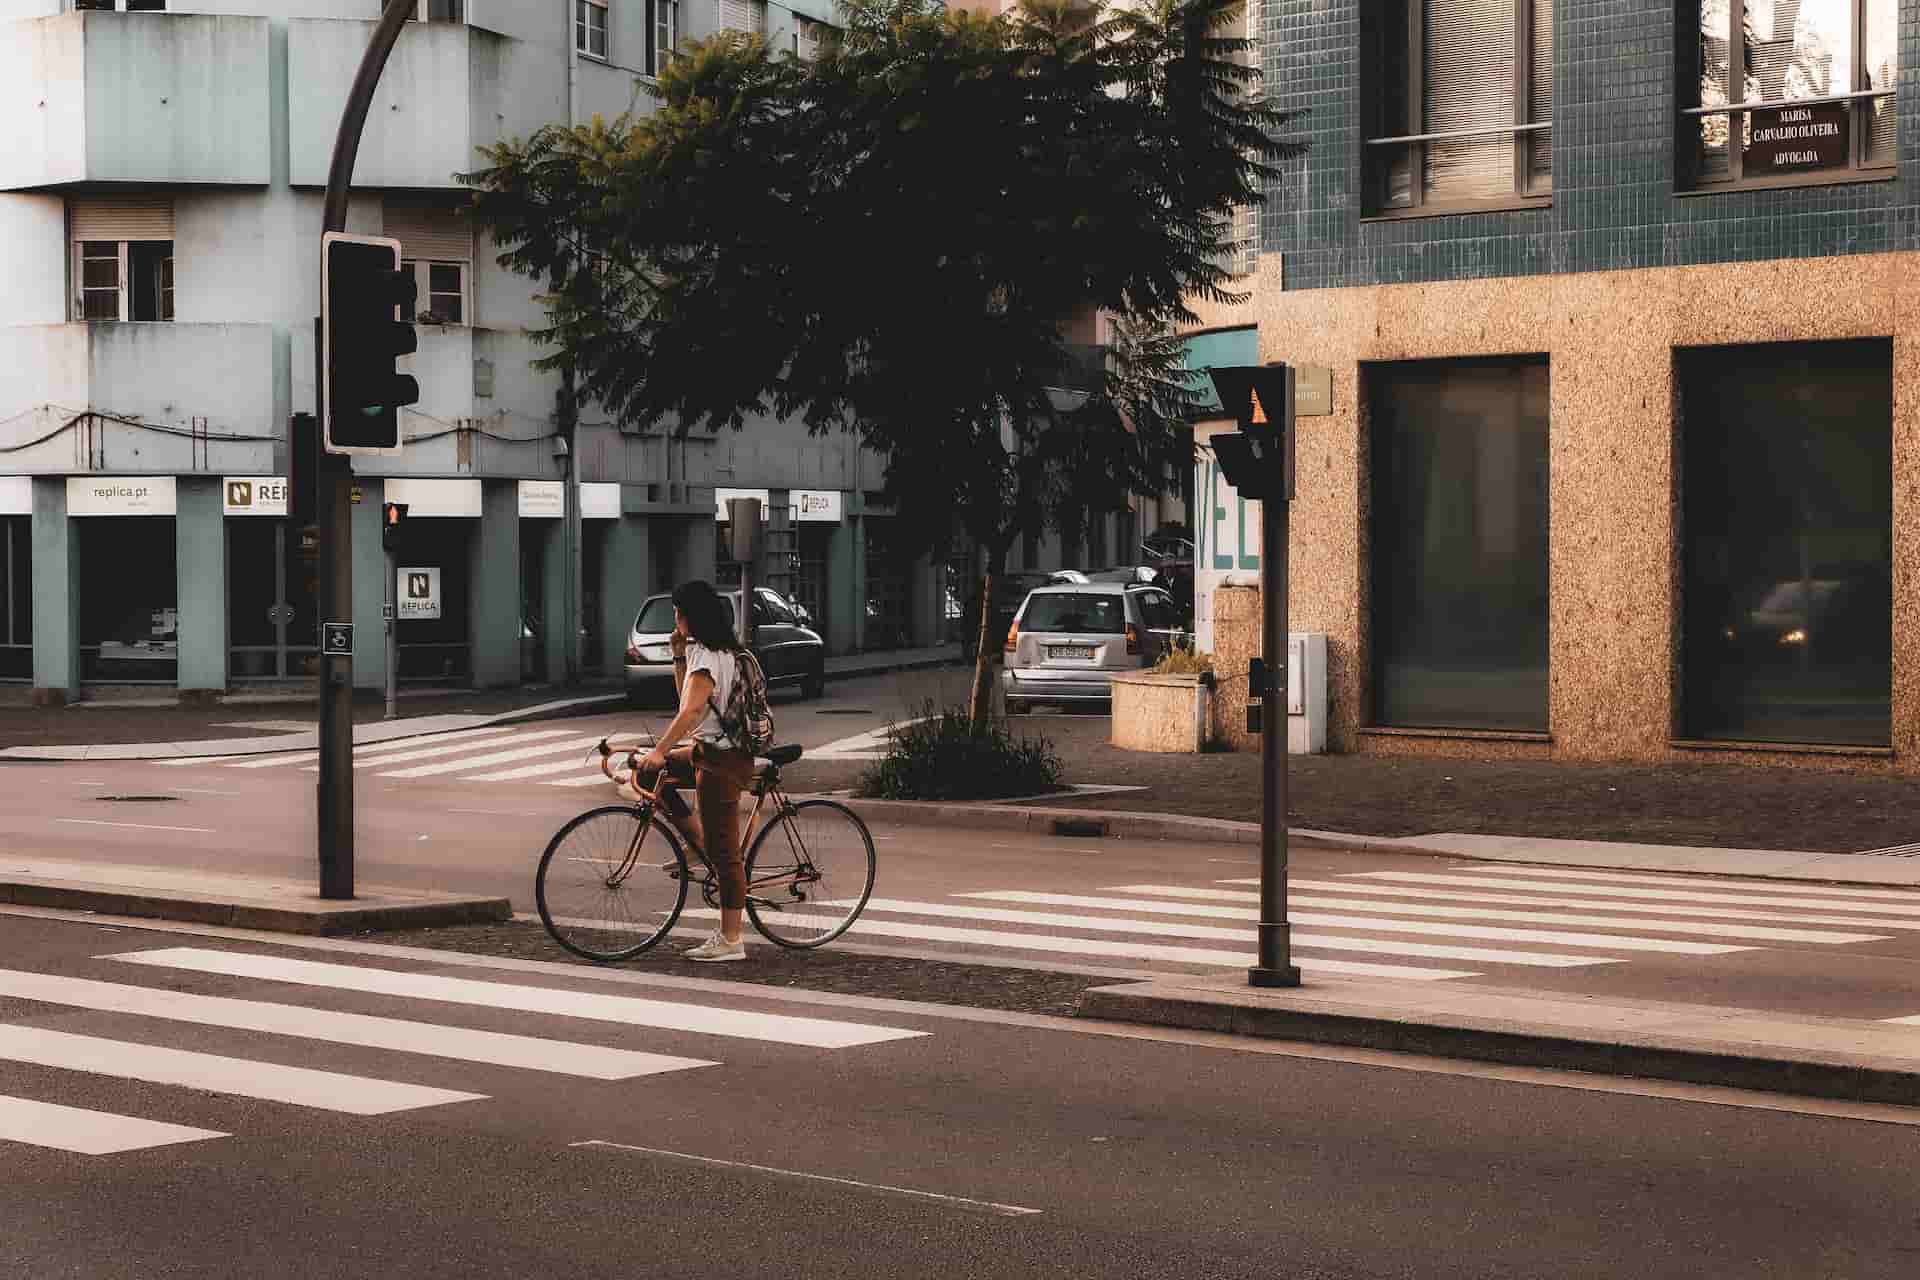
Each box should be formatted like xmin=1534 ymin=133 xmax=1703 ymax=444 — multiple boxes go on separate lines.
xmin=466 ymin=0 xmax=1300 ymax=722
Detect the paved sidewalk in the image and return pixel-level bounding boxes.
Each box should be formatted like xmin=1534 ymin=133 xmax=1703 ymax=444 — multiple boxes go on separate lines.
xmin=0 ymin=643 xmax=962 ymax=762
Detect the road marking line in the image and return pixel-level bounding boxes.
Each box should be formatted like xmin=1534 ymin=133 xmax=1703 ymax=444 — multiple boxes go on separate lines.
xmin=971 ymin=889 xmax=1844 ymax=946
xmin=448 ymin=806 xmax=545 ymax=817
xmin=107 ymin=948 xmax=925 ymax=1049
xmin=0 ymin=1095 xmax=226 ymax=1155
xmin=465 ymin=757 xmax=601 ymax=783
xmin=349 ymin=728 xmax=575 ymax=770
xmin=55 ymin=819 xmax=215 ymax=835
xmin=0 ymin=969 xmax=716 ymax=1081
xmin=225 ymin=751 xmax=319 ymax=769
xmin=546 ymin=773 xmax=622 ymax=787
xmin=570 ymin=1141 xmax=1042 ymax=1217
xmin=1312 ymin=872 xmax=1920 ymax=920
xmin=676 ymin=910 xmax=1475 ymax=980
xmin=1142 ymin=881 xmax=1920 ymax=933
xmin=1458 ymin=865 xmax=1920 ymax=905
xmin=0 ymin=1026 xmax=483 ymax=1115
xmin=837 ymin=899 xmax=1624 ymax=966
xmin=377 ymin=736 xmax=605 ymax=779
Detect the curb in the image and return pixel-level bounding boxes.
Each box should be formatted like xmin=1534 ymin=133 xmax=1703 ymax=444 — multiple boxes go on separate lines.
xmin=832 ymin=796 xmax=1289 ymax=847
xmin=0 ymin=878 xmax=512 ymax=937
xmin=1075 ymin=983 xmax=1920 ymax=1107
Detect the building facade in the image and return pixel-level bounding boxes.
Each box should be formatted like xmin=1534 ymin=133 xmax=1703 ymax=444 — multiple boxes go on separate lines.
xmin=0 ymin=0 xmax=966 ymax=701
xmin=1229 ymin=0 xmax=1920 ymax=769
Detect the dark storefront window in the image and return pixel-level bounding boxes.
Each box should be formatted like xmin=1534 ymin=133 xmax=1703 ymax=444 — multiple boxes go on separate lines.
xmin=864 ymin=518 xmax=910 ymax=650
xmin=1680 ymin=339 xmax=1891 ymax=746
xmin=78 ymin=517 xmax=178 ymax=683
xmin=228 ymin=522 xmax=318 ymax=680
xmin=1369 ymin=356 xmax=1551 ymax=731
xmin=1 ymin=517 xmax=30 ymax=681
xmin=393 ymin=519 xmax=473 ymax=683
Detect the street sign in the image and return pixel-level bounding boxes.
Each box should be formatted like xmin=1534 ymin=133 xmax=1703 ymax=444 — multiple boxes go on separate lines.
xmin=397 ymin=566 xmax=441 ymax=620
xmin=322 ymin=622 xmax=354 ymax=657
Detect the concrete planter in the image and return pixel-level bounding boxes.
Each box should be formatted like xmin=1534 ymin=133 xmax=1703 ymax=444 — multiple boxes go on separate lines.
xmin=1111 ymin=671 xmax=1216 ymax=753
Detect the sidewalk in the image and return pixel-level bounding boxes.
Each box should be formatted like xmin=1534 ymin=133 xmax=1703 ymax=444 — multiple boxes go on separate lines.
xmin=0 ymin=643 xmax=961 ymax=762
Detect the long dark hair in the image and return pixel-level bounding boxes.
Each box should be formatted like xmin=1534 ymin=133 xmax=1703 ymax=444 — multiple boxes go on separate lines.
xmin=672 ymin=579 xmax=740 ymax=651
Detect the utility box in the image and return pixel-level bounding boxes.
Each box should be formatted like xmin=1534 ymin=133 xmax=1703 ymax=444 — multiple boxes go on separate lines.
xmin=1246 ymin=632 xmax=1327 ymax=754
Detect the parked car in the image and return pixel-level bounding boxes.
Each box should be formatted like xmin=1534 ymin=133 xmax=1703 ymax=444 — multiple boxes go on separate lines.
xmin=1000 ymin=581 xmax=1188 ymax=714
xmin=624 ymin=586 xmax=826 ymax=708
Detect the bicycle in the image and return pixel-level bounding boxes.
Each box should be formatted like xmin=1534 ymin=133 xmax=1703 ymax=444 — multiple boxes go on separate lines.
xmin=533 ymin=736 xmax=877 ymax=963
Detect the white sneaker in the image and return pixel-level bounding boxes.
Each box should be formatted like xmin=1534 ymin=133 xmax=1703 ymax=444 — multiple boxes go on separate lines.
xmin=683 ymin=931 xmax=747 ymax=963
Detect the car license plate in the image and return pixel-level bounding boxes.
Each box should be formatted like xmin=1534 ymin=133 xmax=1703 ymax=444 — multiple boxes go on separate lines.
xmin=1051 ymin=644 xmax=1094 ymax=660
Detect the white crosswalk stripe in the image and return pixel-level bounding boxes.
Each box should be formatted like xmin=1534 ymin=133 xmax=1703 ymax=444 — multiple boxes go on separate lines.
xmin=376 ymin=735 xmax=606 ymax=779
xmin=1315 ymin=872 xmax=1920 ymax=920
xmin=158 ymin=727 xmax=634 ymax=789
xmin=0 ymin=947 xmax=928 ymax=1156
xmin=1456 ymin=865 xmax=1920 ymax=905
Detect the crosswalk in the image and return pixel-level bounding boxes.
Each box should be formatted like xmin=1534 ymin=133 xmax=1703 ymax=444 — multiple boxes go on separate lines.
xmin=158 ymin=726 xmax=632 ymax=789
xmin=0 ymin=947 xmax=925 ymax=1157
xmin=802 ymin=864 xmax=1920 ymax=986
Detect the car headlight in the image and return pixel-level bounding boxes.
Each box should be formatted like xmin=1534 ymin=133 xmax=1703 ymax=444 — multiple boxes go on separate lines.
xmin=1779 ymin=628 xmax=1808 ymax=646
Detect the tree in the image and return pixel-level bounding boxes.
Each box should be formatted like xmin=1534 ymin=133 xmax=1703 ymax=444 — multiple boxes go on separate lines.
xmin=465 ymin=0 xmax=1302 ymax=723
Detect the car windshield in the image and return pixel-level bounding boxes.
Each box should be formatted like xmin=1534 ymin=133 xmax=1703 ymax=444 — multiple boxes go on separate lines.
xmin=1023 ymin=593 xmax=1124 ymax=635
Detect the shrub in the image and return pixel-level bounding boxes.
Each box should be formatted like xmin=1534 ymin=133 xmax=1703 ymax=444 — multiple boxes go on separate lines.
xmin=1151 ymin=646 xmax=1214 ymax=677
xmin=856 ymin=702 xmax=1064 ymax=801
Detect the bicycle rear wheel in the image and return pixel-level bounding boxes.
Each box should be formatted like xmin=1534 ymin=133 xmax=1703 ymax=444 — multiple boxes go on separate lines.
xmin=744 ymin=799 xmax=876 ymax=949
xmin=536 ymin=804 xmax=689 ymax=962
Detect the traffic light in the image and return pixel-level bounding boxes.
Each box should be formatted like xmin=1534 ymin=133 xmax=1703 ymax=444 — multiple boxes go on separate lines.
xmin=1205 ymin=364 xmax=1295 ymax=501
xmin=381 ymin=501 xmax=408 ymax=552
xmin=322 ymin=232 xmax=419 ymax=454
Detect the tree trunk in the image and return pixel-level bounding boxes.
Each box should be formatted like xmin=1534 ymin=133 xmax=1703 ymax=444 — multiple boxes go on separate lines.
xmin=967 ymin=545 xmax=1006 ymax=729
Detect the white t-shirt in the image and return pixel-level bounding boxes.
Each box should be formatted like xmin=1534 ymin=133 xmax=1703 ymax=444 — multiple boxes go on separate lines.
xmin=683 ymin=642 xmax=740 ymax=745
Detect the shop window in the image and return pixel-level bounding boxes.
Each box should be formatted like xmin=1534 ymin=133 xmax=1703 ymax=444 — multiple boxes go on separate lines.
xmin=77 ymin=517 xmax=177 ymax=684
xmin=1368 ymin=356 xmax=1550 ymax=732
xmin=576 ymin=0 xmax=608 ymax=58
xmin=1680 ymin=339 xmax=1891 ymax=746
xmin=649 ymin=0 xmax=680 ymax=75
xmin=1686 ymin=0 xmax=1894 ymax=187
xmin=74 ymin=241 xmax=174 ymax=322
xmin=0 ymin=518 xmax=30 ymax=682
xmin=1365 ymin=0 xmax=1553 ymax=213
xmin=400 ymin=260 xmax=466 ymax=325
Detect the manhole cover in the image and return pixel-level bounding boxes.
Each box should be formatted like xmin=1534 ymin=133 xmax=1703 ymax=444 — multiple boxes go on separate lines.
xmin=96 ymin=796 xmax=179 ymax=803
xmin=816 ymin=709 xmax=874 ymax=715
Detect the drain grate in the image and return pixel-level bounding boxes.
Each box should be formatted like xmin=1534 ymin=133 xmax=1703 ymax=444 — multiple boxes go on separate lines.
xmin=96 ymin=796 xmax=179 ymax=803
xmin=1854 ymin=841 xmax=1920 ymax=857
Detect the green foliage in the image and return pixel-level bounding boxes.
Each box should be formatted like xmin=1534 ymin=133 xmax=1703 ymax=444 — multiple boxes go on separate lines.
xmin=856 ymin=702 xmax=1064 ymax=801
xmin=1151 ymin=646 xmax=1214 ymax=676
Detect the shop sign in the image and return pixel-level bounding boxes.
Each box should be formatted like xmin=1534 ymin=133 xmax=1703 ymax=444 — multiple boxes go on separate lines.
xmin=0 ymin=476 xmax=30 ymax=516
xmin=383 ymin=478 xmax=482 ymax=519
xmin=792 ymin=489 xmax=843 ymax=523
xmin=715 ymin=487 xmax=771 ymax=521
xmin=223 ymin=476 xmax=290 ymax=517
xmin=67 ymin=476 xmax=177 ymax=517
xmin=1746 ymin=103 xmax=1849 ymax=176
xmin=397 ymin=567 xmax=442 ymax=620
xmin=580 ymin=482 xmax=621 ymax=520
xmin=517 ymin=480 xmax=565 ymax=519
xmin=1294 ymin=366 xmax=1333 ymax=418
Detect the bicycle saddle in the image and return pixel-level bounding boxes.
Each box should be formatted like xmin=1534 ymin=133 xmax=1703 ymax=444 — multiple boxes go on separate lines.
xmin=763 ymin=743 xmax=804 ymax=766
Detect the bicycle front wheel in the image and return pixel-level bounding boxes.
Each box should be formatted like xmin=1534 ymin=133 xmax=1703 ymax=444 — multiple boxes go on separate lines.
xmin=535 ymin=804 xmax=689 ymax=962
xmin=744 ymin=799 xmax=876 ymax=949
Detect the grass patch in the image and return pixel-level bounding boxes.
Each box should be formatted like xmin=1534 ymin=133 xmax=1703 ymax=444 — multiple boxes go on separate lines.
xmin=856 ymin=702 xmax=1064 ymax=801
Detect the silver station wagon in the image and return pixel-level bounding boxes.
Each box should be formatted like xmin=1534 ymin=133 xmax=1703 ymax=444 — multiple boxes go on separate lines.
xmin=999 ymin=582 xmax=1186 ymax=714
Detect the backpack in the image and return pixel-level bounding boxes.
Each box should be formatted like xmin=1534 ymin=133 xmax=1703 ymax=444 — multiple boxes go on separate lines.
xmin=709 ymin=648 xmax=776 ymax=755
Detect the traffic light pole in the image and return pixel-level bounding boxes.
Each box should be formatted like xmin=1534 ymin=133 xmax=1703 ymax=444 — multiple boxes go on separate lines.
xmin=384 ymin=540 xmax=398 ymax=720
xmin=1249 ymin=470 xmax=1301 ymax=988
xmin=314 ymin=0 xmax=417 ymax=899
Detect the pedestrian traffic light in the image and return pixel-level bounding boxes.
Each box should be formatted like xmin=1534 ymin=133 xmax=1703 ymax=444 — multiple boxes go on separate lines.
xmin=1206 ymin=364 xmax=1296 ymax=501
xmin=322 ymin=232 xmax=419 ymax=455
xmin=381 ymin=501 xmax=408 ymax=552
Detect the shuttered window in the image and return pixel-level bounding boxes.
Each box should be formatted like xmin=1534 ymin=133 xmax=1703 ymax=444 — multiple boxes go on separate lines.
xmin=719 ymin=0 xmax=766 ymax=36
xmin=383 ymin=200 xmax=472 ymax=263
xmin=69 ymin=197 xmax=174 ymax=242
xmin=1368 ymin=0 xmax=1552 ymax=212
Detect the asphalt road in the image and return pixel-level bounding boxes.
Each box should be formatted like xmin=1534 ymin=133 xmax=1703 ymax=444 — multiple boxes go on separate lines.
xmin=3 ymin=911 xmax=1918 ymax=1280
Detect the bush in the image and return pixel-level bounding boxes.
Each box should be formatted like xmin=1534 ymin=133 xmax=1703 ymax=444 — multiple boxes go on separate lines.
xmin=856 ymin=702 xmax=1064 ymax=801
xmin=1151 ymin=646 xmax=1214 ymax=677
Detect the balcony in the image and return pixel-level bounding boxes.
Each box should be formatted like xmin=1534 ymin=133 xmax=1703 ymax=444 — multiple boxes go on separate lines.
xmin=0 ymin=322 xmax=276 ymax=474
xmin=0 ymin=14 xmax=272 ymax=191
xmin=289 ymin=20 xmax=565 ymax=190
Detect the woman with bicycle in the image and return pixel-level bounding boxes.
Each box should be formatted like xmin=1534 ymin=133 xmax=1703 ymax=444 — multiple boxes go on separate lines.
xmin=631 ymin=579 xmax=759 ymax=962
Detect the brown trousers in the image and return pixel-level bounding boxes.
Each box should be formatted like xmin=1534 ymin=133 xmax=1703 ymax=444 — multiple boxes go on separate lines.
xmin=640 ymin=741 xmax=755 ymax=909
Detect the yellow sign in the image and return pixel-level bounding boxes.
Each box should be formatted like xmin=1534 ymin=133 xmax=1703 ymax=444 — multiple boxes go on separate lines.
xmin=1249 ymin=388 xmax=1268 ymax=426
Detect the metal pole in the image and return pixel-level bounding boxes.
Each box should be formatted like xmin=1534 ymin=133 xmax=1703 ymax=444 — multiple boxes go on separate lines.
xmin=384 ymin=541 xmax=398 ymax=719
xmin=314 ymin=0 xmax=416 ymax=900
xmin=1249 ymin=371 xmax=1300 ymax=989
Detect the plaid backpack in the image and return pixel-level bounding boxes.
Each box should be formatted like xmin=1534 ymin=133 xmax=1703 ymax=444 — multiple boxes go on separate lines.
xmin=709 ymin=648 xmax=776 ymax=755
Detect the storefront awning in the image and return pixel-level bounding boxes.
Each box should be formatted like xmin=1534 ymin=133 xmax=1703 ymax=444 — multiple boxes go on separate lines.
xmin=1183 ymin=326 xmax=1259 ymax=416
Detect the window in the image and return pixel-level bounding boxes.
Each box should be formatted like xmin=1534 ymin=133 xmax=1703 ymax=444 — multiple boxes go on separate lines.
xmin=756 ymin=588 xmax=797 ymax=625
xmin=73 ymin=241 xmax=174 ymax=322
xmin=413 ymin=0 xmax=463 ymax=19
xmin=648 ymin=0 xmax=680 ymax=76
xmin=1680 ymin=340 xmax=1891 ymax=746
xmin=399 ymin=260 xmax=466 ymax=325
xmin=794 ymin=15 xmax=831 ymax=60
xmin=1021 ymin=594 xmax=1126 ymax=636
xmin=718 ymin=0 xmax=767 ymax=36
xmin=75 ymin=1 xmax=168 ymax=10
xmin=1368 ymin=356 xmax=1550 ymax=731
xmin=1366 ymin=0 xmax=1553 ymax=212
xmin=576 ymin=0 xmax=608 ymax=58
xmin=1688 ymin=0 xmax=1893 ymax=186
